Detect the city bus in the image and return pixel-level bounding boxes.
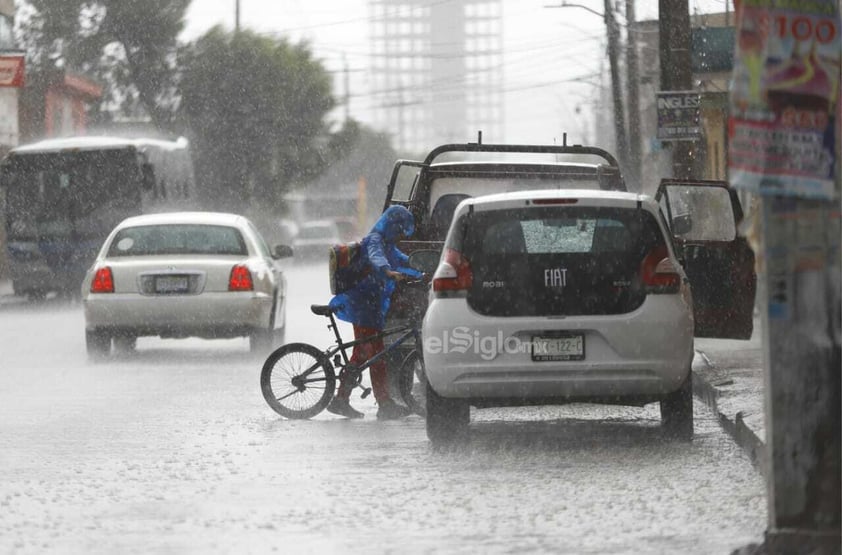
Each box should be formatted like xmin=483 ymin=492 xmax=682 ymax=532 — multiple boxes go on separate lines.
xmin=1 ymin=136 xmax=197 ymax=298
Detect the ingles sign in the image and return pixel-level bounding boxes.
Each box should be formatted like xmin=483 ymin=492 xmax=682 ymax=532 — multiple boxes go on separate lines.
xmin=657 ymin=91 xmax=702 ymax=141
xmin=0 ymin=54 xmax=24 ymax=88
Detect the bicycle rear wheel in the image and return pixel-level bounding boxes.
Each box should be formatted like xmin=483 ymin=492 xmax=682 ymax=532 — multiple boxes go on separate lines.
xmin=398 ymin=349 xmax=427 ymax=416
xmin=261 ymin=343 xmax=336 ymax=419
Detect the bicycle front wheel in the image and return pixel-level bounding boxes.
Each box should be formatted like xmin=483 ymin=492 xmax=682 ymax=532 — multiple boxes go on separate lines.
xmin=398 ymin=349 xmax=427 ymax=417
xmin=261 ymin=343 xmax=336 ymax=419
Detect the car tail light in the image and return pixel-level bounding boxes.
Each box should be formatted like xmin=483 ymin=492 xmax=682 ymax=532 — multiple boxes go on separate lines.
xmin=433 ymin=248 xmax=473 ymax=295
xmin=640 ymin=245 xmax=680 ymax=293
xmin=228 ymin=265 xmax=254 ymax=291
xmin=90 ymin=267 xmax=114 ymax=293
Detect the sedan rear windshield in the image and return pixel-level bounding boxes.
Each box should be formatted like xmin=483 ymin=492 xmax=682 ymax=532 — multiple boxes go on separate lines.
xmin=108 ymin=224 xmax=247 ymax=257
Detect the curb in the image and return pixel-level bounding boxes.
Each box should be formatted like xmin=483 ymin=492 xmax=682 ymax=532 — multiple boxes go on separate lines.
xmin=693 ymin=357 xmax=768 ymax=478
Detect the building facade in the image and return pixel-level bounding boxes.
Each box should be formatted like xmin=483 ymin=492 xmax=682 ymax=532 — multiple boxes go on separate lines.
xmin=368 ymin=0 xmax=504 ymax=153
xmin=632 ymin=11 xmax=737 ymax=196
xmin=0 ymin=0 xmax=19 ymax=281
xmin=0 ymin=0 xmax=20 ymax=158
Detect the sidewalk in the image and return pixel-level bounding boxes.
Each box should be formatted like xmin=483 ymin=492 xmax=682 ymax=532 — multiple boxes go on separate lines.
xmin=693 ymin=317 xmax=766 ymax=476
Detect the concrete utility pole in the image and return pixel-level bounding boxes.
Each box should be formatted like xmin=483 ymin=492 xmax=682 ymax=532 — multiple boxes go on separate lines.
xmin=625 ymin=0 xmax=642 ymax=192
xmin=235 ymin=0 xmax=240 ymax=32
xmin=657 ymin=0 xmax=694 ymax=178
xmin=758 ymin=195 xmax=841 ymax=552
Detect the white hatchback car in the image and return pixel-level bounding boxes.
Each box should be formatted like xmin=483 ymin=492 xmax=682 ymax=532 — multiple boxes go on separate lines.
xmin=82 ymin=212 xmax=291 ymax=359
xmin=422 ymin=189 xmax=696 ymax=445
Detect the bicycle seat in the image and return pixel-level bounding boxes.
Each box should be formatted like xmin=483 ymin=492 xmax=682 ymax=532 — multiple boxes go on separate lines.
xmin=310 ymin=304 xmax=336 ymax=316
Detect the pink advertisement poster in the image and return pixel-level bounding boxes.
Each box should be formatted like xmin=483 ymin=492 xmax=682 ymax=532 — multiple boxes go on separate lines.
xmin=729 ymin=0 xmax=841 ymax=199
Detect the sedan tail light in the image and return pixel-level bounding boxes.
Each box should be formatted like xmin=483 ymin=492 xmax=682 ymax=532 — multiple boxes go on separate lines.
xmin=432 ymin=248 xmax=473 ymax=296
xmin=228 ymin=265 xmax=254 ymax=291
xmin=90 ymin=267 xmax=115 ymax=293
xmin=640 ymin=245 xmax=680 ymax=293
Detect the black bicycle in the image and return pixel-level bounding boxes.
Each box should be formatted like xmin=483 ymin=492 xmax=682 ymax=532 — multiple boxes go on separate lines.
xmin=260 ymin=300 xmax=427 ymax=419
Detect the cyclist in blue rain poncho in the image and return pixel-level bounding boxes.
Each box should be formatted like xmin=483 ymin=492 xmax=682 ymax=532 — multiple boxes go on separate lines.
xmin=327 ymin=206 xmax=422 ymax=420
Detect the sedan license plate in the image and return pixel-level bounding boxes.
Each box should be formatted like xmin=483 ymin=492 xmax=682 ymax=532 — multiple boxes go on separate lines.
xmin=155 ymin=275 xmax=189 ymax=294
xmin=531 ymin=334 xmax=584 ymax=361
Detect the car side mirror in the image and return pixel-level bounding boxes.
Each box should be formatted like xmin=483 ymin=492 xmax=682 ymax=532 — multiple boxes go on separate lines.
xmin=672 ymin=213 xmax=693 ymax=236
xmin=408 ymin=249 xmax=440 ymax=275
xmin=273 ymin=244 xmax=294 ymax=259
xmin=141 ymin=162 xmax=155 ymax=191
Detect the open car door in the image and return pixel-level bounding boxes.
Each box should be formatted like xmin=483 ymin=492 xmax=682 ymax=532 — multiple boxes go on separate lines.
xmin=656 ymin=179 xmax=757 ymax=339
xmin=383 ymin=159 xmax=425 ymax=212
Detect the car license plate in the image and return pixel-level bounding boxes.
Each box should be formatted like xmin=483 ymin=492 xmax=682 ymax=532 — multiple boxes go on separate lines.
xmin=155 ymin=275 xmax=189 ymax=294
xmin=531 ymin=334 xmax=584 ymax=361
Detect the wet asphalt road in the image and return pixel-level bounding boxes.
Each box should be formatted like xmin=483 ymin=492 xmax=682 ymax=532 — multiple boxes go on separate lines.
xmin=0 ymin=263 xmax=766 ymax=554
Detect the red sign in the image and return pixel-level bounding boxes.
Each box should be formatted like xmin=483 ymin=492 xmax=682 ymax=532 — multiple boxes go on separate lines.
xmin=0 ymin=54 xmax=24 ymax=87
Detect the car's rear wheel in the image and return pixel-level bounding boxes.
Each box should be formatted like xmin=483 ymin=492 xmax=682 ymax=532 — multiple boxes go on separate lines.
xmin=660 ymin=371 xmax=694 ymax=441
xmin=251 ymin=299 xmax=282 ymax=356
xmin=426 ymin=381 xmax=469 ymax=447
xmin=86 ymin=329 xmax=111 ymax=360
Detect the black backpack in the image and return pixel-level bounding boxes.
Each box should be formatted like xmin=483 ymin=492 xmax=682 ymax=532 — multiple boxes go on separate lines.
xmin=328 ymin=242 xmax=369 ymax=294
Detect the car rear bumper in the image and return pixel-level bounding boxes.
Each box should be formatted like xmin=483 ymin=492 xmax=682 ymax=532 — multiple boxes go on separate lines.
xmin=422 ymin=294 xmax=694 ymax=402
xmin=83 ymin=292 xmax=274 ymax=338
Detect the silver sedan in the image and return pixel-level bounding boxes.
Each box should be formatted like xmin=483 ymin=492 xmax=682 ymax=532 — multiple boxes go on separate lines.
xmin=81 ymin=211 xmax=292 ymax=359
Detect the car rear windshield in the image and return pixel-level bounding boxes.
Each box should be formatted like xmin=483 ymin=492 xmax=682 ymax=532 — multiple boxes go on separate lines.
xmin=424 ymin=174 xmax=605 ymax=240
xmin=452 ymin=205 xmax=667 ymax=317
xmin=107 ymin=224 xmax=247 ymax=257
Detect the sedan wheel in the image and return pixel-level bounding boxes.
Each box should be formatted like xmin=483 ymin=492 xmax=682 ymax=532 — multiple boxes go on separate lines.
xmin=250 ymin=327 xmax=276 ymax=356
xmin=85 ymin=330 xmax=112 ymax=360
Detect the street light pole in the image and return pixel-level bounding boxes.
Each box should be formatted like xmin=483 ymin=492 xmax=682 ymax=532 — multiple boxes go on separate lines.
xmin=625 ymin=0 xmax=642 ymax=191
xmin=235 ymin=0 xmax=240 ymax=32
xmin=603 ymin=0 xmax=629 ymax=176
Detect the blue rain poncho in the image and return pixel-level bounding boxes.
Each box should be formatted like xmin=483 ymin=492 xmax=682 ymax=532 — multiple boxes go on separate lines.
xmin=329 ymin=206 xmax=422 ymax=329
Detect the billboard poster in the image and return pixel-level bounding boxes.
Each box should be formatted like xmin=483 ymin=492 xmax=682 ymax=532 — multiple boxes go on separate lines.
xmin=0 ymin=54 xmax=24 ymax=88
xmin=728 ymin=0 xmax=841 ymax=199
xmin=657 ymin=91 xmax=702 ymax=141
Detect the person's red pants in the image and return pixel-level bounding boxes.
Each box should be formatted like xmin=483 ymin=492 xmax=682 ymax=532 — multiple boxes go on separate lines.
xmin=336 ymin=325 xmax=389 ymax=403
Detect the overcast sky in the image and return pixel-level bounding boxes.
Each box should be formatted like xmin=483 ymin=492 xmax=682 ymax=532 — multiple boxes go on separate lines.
xmin=182 ymin=0 xmax=727 ymax=146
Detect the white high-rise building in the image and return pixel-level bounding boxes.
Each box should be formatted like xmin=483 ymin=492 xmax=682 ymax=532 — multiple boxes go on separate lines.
xmin=369 ymin=0 xmax=504 ymax=153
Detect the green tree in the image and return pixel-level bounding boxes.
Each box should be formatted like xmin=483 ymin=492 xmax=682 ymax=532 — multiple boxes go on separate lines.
xmin=17 ymin=0 xmax=190 ymax=129
xmin=179 ymin=27 xmax=334 ymax=210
